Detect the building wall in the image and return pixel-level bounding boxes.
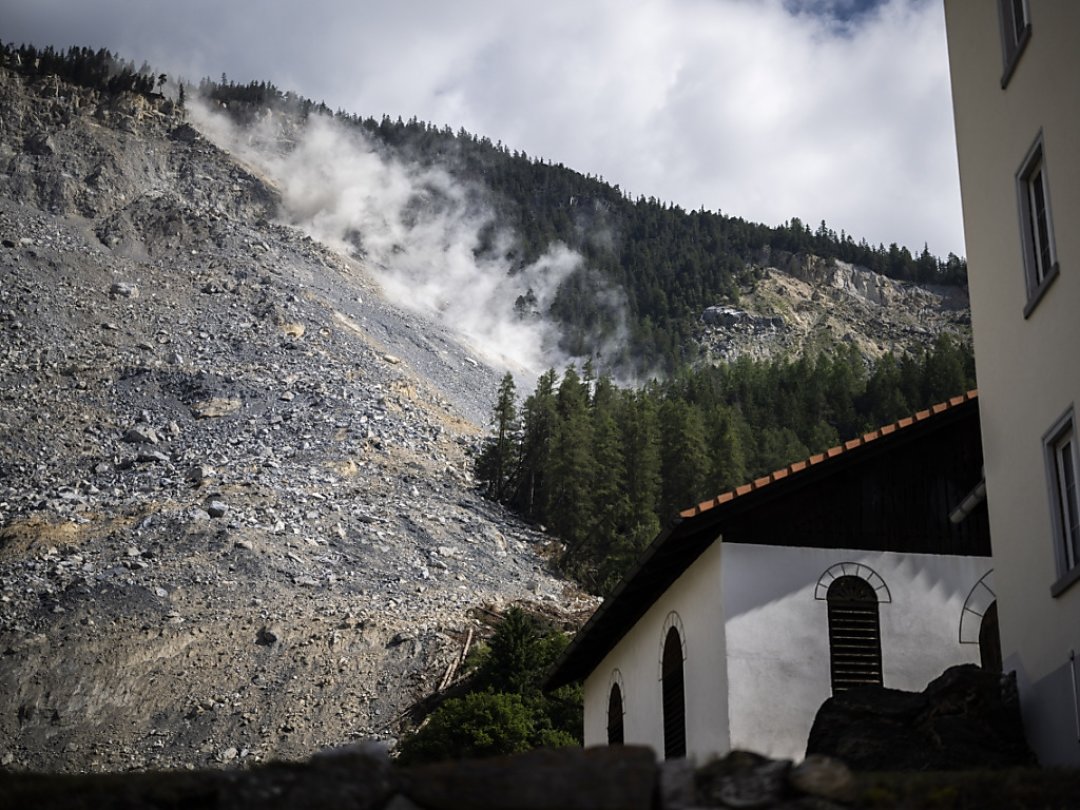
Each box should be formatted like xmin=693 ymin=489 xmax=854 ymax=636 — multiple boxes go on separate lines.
xmin=583 ymin=539 xmax=989 ymax=762
xmin=722 ymin=544 xmax=988 ymax=761
xmin=583 ymin=540 xmax=730 ymax=761
xmin=945 ymin=0 xmax=1080 ymax=765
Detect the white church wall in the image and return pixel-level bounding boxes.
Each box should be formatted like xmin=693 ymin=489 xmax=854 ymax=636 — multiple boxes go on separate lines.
xmin=583 ymin=539 xmax=730 ymax=761
xmin=721 ymin=543 xmax=992 ymax=761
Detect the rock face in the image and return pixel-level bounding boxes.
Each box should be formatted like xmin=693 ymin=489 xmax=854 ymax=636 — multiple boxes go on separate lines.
xmin=0 ymin=67 xmax=596 ymax=772
xmin=701 ymin=306 xmax=784 ymax=331
xmin=806 ymin=665 xmax=1035 ymax=771
xmin=698 ymin=251 xmax=971 ymax=364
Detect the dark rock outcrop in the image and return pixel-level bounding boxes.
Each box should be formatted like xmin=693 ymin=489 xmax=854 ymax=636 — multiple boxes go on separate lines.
xmin=806 ymin=664 xmax=1035 ymax=771
xmin=701 ymin=305 xmax=784 ymax=330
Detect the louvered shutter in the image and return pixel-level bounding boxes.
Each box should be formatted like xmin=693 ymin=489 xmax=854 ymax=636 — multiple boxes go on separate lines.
xmin=827 ymin=576 xmax=883 ymax=693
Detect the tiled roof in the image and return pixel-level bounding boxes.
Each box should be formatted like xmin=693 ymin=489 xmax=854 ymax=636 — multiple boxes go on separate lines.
xmin=681 ymin=389 xmax=979 ymax=519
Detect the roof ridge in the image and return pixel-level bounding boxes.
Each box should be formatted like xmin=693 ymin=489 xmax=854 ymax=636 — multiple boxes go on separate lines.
xmin=681 ymin=388 xmax=979 ymax=518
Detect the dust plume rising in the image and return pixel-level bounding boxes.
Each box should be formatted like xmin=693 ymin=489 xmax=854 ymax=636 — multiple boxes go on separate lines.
xmin=188 ymin=99 xmax=582 ymax=377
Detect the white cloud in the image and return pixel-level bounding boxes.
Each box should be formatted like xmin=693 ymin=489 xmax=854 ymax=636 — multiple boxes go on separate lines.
xmin=4 ymin=0 xmax=964 ymax=256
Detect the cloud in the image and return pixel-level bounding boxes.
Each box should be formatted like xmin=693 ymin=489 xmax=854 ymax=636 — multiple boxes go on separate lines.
xmin=4 ymin=0 xmax=964 ymax=258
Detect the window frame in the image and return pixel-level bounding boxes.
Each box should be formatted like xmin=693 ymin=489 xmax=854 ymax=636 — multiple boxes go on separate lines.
xmin=1018 ymin=133 xmax=1060 ymax=319
xmin=1045 ymin=407 xmax=1080 ymax=597
xmin=998 ymin=0 xmax=1031 ymax=89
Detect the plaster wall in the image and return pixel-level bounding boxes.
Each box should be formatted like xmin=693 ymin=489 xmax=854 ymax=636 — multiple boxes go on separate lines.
xmin=721 ymin=544 xmax=989 ymax=761
xmin=583 ymin=539 xmax=990 ymax=762
xmin=945 ymin=0 xmax=1080 ymax=765
xmin=583 ymin=539 xmax=729 ymax=762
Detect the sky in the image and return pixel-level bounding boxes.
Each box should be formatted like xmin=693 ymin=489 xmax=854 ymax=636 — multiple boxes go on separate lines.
xmin=2 ymin=0 xmax=966 ymax=259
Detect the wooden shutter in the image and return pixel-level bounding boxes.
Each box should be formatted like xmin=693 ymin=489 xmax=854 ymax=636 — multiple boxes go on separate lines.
xmin=661 ymin=627 xmax=686 ymax=759
xmin=827 ymin=576 xmax=883 ymax=693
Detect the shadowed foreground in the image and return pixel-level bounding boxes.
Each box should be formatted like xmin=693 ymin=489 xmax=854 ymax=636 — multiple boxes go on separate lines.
xmin=2 ymin=744 xmax=1079 ymax=810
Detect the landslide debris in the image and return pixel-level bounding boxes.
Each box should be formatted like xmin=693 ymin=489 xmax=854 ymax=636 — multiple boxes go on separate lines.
xmin=0 ymin=67 xmax=593 ymax=772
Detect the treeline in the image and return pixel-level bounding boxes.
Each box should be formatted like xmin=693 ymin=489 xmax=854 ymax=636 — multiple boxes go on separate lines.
xmin=197 ymin=75 xmax=333 ymax=122
xmin=476 ymin=338 xmax=975 ymax=595
xmin=0 ymin=42 xmax=165 ymax=96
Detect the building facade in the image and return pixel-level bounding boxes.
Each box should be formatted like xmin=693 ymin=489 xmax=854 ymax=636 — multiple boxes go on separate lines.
xmin=581 ymin=543 xmax=991 ymax=761
xmin=944 ymin=0 xmax=1080 ymax=765
xmin=549 ymin=394 xmax=995 ymax=762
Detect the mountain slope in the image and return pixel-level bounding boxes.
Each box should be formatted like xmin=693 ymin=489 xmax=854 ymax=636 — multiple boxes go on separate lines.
xmin=195 ymin=75 xmax=971 ymax=376
xmin=0 ymin=66 xmax=593 ymax=772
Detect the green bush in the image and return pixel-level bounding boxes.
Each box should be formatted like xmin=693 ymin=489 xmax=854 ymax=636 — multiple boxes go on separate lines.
xmin=396 ymin=691 xmax=536 ymax=764
xmin=396 ymin=608 xmax=583 ymax=764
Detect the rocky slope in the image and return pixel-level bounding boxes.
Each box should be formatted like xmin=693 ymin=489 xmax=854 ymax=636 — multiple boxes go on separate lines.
xmin=0 ymin=68 xmax=594 ymax=773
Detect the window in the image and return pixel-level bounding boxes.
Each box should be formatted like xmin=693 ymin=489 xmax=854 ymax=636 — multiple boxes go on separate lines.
xmin=661 ymin=626 xmax=686 ymax=759
xmin=998 ymin=0 xmax=1031 ymax=88
xmin=607 ymin=683 xmax=624 ymax=745
xmin=1018 ymin=135 xmax=1059 ymax=317
xmin=827 ymin=576 xmax=883 ymax=693
xmin=979 ymin=601 xmax=1003 ymax=673
xmin=1046 ymin=410 xmax=1080 ymax=596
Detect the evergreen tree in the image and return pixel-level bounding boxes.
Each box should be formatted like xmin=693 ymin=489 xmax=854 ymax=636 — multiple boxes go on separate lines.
xmin=619 ymin=390 xmax=663 ymax=533
xmin=923 ymin=334 xmax=971 ymax=404
xmin=476 ymin=373 xmax=518 ymax=502
xmin=862 ymin=353 xmax=909 ymax=427
xmin=659 ymin=400 xmax=710 ymax=519
xmin=513 ymin=370 xmax=559 ymax=519
xmin=755 ymin=426 xmax=810 ymax=473
xmin=547 ymin=367 xmax=595 ymax=552
xmin=705 ymin=405 xmax=748 ymax=494
xmin=578 ymin=378 xmax=630 ymax=591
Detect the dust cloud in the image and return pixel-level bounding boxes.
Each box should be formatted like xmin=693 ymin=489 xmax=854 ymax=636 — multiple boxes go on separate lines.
xmin=188 ymin=99 xmax=587 ymax=378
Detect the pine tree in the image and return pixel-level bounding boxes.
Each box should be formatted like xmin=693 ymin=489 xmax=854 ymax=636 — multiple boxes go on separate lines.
xmin=706 ymin=405 xmax=748 ymax=494
xmin=476 ymin=373 xmax=518 ymax=502
xmin=513 ymin=370 xmax=558 ymax=520
xmin=659 ymin=400 xmax=710 ymax=519
xmin=923 ymin=334 xmax=969 ymax=404
xmin=863 ymin=353 xmax=909 ymax=427
xmin=577 ymin=376 xmax=630 ymax=590
xmin=547 ymin=367 xmax=595 ymax=553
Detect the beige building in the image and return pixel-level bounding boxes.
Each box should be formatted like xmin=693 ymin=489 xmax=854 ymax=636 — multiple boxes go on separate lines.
xmin=945 ymin=0 xmax=1080 ymax=765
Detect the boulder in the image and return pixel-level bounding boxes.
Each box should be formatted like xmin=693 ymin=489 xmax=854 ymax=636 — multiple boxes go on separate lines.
xmin=191 ymin=397 xmax=241 ymax=418
xmin=109 ymin=281 xmax=139 ymax=299
xmin=806 ymin=664 xmax=1035 ymax=771
xmin=123 ymin=426 xmax=160 ymax=444
xmin=169 ymin=123 xmax=200 ymax=143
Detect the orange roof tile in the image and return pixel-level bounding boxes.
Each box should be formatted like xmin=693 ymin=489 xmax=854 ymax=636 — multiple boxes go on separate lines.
xmin=680 ymin=389 xmax=979 ymax=519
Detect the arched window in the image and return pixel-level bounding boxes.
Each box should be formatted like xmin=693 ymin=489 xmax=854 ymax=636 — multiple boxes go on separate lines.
xmin=979 ymin=601 xmax=1002 ymax=673
xmin=661 ymin=626 xmax=686 ymax=759
xmin=827 ymin=575 xmax=883 ymax=693
xmin=607 ymin=682 xmax=624 ymax=745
